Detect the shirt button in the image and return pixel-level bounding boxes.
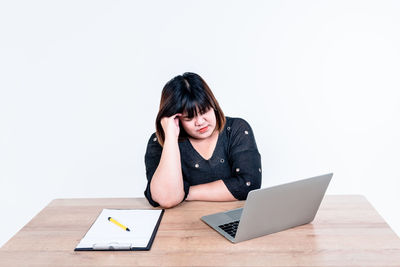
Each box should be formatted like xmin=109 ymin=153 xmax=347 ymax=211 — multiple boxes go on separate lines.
xmin=220 ymin=159 xmax=225 ymax=163
xmin=259 ymin=168 xmax=262 ymax=173
xmin=246 ymin=181 xmax=251 ymax=186
xmin=227 ymin=127 xmax=231 ymax=131
xmin=195 ymin=163 xmax=199 ymax=168
xmin=153 ymin=137 xmax=157 ymax=142
xmin=236 ymin=168 xmax=240 ymax=172
xmin=244 ymin=130 xmax=249 ymax=135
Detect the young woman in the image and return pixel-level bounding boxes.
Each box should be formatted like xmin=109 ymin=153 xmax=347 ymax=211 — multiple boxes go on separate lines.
xmin=144 ymin=72 xmax=262 ymax=208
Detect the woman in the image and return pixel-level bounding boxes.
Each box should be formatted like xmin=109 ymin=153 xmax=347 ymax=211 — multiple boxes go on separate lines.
xmin=144 ymin=72 xmax=262 ymax=208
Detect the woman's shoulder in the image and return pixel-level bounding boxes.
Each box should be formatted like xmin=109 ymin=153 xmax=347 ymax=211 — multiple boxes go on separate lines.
xmin=223 ymin=117 xmax=258 ymax=149
xmin=225 ymin=116 xmax=253 ymax=131
xmin=146 ymin=132 xmax=162 ymax=150
xmin=223 ymin=117 xmax=256 ymax=144
xmin=147 ymin=132 xmax=158 ymax=143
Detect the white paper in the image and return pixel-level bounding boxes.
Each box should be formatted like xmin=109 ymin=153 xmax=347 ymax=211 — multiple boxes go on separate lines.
xmin=76 ymin=209 xmax=162 ymax=249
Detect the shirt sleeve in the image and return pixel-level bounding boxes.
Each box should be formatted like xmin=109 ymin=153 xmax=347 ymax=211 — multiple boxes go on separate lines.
xmin=144 ymin=133 xmax=162 ymax=207
xmin=144 ymin=133 xmax=191 ymax=207
xmin=222 ymin=118 xmax=262 ymax=200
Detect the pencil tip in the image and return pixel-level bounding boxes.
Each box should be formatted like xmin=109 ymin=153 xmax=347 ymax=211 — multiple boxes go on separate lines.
xmin=126 ymin=228 xmax=130 ymax=232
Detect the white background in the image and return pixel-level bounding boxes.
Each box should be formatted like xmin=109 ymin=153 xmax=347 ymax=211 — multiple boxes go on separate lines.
xmin=1 ymin=0 xmax=399 ymax=247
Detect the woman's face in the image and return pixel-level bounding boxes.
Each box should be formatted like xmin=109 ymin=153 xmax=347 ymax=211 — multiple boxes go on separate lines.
xmin=179 ymin=107 xmax=217 ymax=140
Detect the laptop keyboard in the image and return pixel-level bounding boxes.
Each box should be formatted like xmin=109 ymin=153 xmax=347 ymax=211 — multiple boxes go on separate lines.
xmin=218 ymin=220 xmax=240 ymax=238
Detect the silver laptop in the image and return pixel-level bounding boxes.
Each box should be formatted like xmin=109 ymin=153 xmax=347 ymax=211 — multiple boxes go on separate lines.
xmin=201 ymin=173 xmax=333 ymax=243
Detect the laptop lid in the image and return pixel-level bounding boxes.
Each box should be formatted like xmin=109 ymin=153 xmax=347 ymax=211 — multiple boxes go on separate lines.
xmin=234 ymin=173 xmax=333 ymax=242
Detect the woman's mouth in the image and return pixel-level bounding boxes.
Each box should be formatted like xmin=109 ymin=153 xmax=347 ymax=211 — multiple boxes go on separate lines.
xmin=198 ymin=126 xmax=209 ymax=133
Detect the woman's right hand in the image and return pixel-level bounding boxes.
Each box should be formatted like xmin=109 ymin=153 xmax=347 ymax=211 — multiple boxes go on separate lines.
xmin=160 ymin=113 xmax=182 ymax=140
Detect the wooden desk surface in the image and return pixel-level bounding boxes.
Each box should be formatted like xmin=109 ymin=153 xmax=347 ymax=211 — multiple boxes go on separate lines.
xmin=1 ymin=195 xmax=400 ymax=267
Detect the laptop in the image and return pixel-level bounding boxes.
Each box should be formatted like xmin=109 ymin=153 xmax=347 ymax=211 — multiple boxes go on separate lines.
xmin=201 ymin=173 xmax=333 ymax=243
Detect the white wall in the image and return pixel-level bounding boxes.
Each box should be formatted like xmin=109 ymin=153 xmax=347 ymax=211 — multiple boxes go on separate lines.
xmin=1 ymin=0 xmax=399 ymax=247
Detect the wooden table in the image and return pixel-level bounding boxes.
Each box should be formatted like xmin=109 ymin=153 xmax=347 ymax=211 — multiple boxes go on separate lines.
xmin=1 ymin=195 xmax=400 ymax=266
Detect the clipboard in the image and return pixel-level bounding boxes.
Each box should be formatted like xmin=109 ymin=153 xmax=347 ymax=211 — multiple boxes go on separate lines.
xmin=75 ymin=209 xmax=164 ymax=251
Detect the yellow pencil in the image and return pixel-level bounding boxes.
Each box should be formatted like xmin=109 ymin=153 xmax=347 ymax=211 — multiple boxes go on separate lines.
xmin=108 ymin=217 xmax=131 ymax=231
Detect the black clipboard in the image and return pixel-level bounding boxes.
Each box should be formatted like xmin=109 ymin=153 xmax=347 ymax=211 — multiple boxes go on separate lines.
xmin=75 ymin=209 xmax=164 ymax=251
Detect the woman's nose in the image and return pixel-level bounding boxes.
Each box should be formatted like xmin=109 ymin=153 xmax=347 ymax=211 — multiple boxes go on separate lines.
xmin=195 ymin=115 xmax=205 ymax=125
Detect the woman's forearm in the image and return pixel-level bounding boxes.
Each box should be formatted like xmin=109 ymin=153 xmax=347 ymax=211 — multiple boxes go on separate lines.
xmin=150 ymin=137 xmax=184 ymax=208
xmin=186 ymin=180 xmax=236 ymax=202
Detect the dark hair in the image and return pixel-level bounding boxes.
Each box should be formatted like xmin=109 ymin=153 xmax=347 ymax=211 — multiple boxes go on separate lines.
xmin=155 ymin=72 xmax=226 ymax=146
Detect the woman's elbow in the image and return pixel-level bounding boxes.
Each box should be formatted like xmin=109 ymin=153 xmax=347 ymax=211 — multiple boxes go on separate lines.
xmin=242 ymin=176 xmax=261 ymax=199
xmin=157 ymin=197 xmax=183 ymax=209
xmin=151 ymin=190 xmax=185 ymax=209
xmin=246 ymin=175 xmax=261 ymax=190
xmin=149 ymin=178 xmax=185 ymax=208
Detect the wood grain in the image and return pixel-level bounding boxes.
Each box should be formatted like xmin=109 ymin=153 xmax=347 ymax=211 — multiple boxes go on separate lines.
xmin=1 ymin=195 xmax=400 ymax=266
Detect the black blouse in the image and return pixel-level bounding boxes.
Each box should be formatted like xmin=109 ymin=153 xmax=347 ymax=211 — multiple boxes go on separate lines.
xmin=144 ymin=117 xmax=262 ymax=207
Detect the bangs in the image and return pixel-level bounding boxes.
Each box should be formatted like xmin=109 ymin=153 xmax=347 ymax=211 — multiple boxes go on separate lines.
xmin=181 ymin=97 xmax=212 ymax=119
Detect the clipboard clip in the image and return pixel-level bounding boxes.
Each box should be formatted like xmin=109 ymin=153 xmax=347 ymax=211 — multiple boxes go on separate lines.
xmin=92 ymin=242 xmax=133 ymax=250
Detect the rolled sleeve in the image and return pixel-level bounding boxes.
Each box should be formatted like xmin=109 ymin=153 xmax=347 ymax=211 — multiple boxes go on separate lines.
xmin=222 ymin=118 xmax=262 ymax=200
xmin=182 ymin=178 xmax=191 ymax=202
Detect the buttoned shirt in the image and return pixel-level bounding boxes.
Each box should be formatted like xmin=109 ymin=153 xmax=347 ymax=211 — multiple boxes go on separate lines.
xmin=144 ymin=117 xmax=262 ymax=207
